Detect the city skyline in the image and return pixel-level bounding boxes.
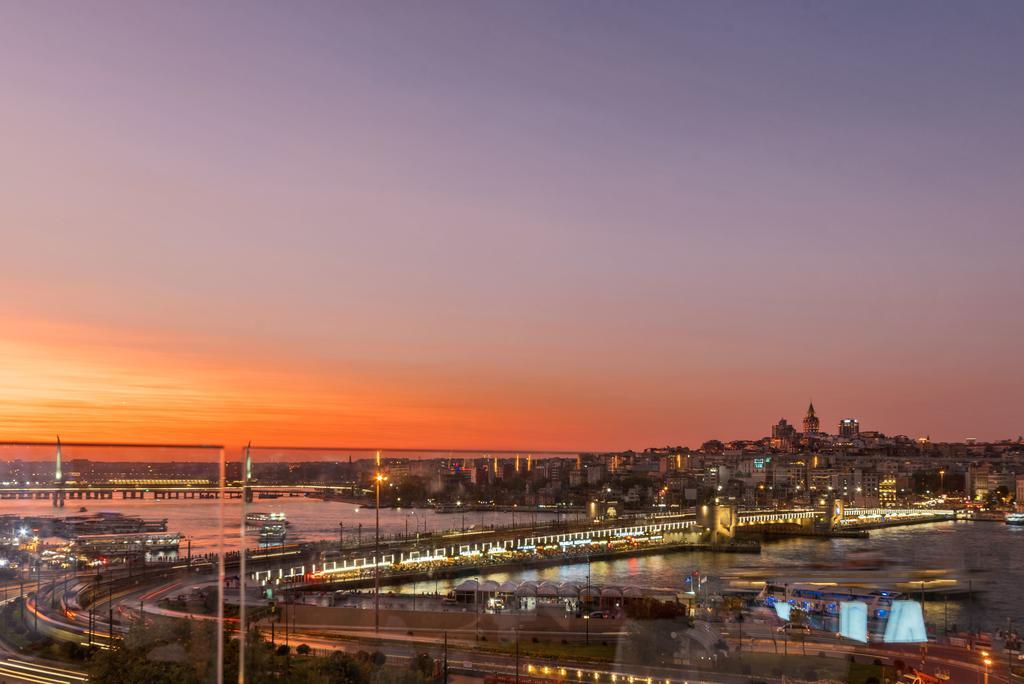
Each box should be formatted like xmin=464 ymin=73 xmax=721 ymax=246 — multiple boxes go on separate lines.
xmin=0 ymin=398 xmax=1019 ymax=463
xmin=3 ymin=1 xmax=1023 ymax=451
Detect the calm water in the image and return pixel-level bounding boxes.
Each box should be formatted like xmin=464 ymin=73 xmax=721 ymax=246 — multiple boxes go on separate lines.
xmin=2 ymin=497 xmax=567 ymax=552
xmin=6 ymin=498 xmax=1020 ymax=632
xmin=389 ymin=520 xmax=1024 ymax=635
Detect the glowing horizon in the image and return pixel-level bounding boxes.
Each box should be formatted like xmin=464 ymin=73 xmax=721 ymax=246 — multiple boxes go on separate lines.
xmin=2 ymin=3 xmax=1022 ymax=453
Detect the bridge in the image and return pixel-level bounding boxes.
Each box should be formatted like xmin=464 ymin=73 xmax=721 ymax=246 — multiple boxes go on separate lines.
xmin=0 ymin=484 xmax=359 ymax=501
xmin=249 ymin=504 xmax=954 ymax=589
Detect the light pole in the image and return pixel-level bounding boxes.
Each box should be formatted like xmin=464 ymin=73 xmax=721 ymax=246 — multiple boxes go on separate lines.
xmin=1008 ymin=618 xmax=1016 ymax=682
xmin=339 ymin=522 xmax=343 ymax=551
xmin=515 ymin=625 xmax=520 ymax=684
xmin=585 ymin=554 xmax=591 ymax=645
xmin=34 ymin=557 xmax=40 ymax=634
xmin=374 ymin=472 xmax=387 ymax=634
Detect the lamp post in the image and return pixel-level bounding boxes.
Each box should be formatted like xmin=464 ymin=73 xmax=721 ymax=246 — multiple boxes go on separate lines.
xmin=1008 ymin=618 xmax=1016 ymax=683
xmin=585 ymin=554 xmax=592 ymax=645
xmin=374 ymin=472 xmax=387 ymax=634
xmin=515 ymin=625 xmax=520 ymax=684
xmin=34 ymin=555 xmax=41 ymax=634
xmin=339 ymin=522 xmax=344 ymax=552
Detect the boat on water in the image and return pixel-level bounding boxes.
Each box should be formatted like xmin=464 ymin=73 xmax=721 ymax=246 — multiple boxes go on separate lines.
xmin=245 ymin=512 xmax=289 ymax=527
xmin=1006 ymin=512 xmax=1024 ymax=526
xmin=258 ymin=522 xmax=287 ymax=543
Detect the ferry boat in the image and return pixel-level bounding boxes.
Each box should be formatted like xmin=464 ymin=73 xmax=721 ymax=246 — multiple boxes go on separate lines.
xmin=258 ymin=523 xmax=287 ymax=543
xmin=1006 ymin=513 xmax=1024 ymax=526
xmin=74 ymin=531 xmax=181 ymax=559
xmin=245 ymin=512 xmax=289 ymax=527
xmin=57 ymin=512 xmax=167 ymax=536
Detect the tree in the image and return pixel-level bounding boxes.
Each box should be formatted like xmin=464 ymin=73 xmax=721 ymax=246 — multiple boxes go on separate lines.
xmin=323 ymin=651 xmax=368 ymax=684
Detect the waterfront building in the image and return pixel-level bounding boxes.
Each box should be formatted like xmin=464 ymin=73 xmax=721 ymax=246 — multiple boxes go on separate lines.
xmin=879 ymin=475 xmax=898 ymax=506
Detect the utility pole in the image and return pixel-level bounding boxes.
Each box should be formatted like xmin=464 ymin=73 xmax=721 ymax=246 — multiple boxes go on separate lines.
xmin=375 ymin=473 xmax=386 ymax=634
xmin=443 ymin=632 xmax=449 ymax=684
xmin=34 ymin=561 xmax=40 ymax=633
xmin=1009 ymin=618 xmax=1016 ymax=682
xmin=515 ymin=626 xmax=520 ymax=684
xmin=585 ymin=554 xmax=591 ymax=645
xmin=339 ymin=522 xmax=343 ymax=551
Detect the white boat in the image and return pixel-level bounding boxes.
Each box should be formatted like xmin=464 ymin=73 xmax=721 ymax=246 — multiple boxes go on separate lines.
xmin=245 ymin=512 xmax=289 ymax=527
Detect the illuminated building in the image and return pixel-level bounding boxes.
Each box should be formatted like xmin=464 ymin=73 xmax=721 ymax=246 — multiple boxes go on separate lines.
xmin=802 ymin=402 xmax=820 ymax=436
xmin=879 ymin=475 xmax=897 ymax=506
xmin=838 ymin=418 xmax=860 ymax=438
xmin=771 ymin=418 xmax=797 ymax=451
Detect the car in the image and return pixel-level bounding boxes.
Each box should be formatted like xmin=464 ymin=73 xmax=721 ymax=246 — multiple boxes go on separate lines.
xmin=589 ymin=610 xmax=610 ymax=619
xmin=776 ymin=623 xmax=811 ymax=634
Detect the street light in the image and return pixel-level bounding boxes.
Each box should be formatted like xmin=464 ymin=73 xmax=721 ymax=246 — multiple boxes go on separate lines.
xmin=585 ymin=554 xmax=592 ymax=645
xmin=374 ymin=472 xmax=387 ymax=634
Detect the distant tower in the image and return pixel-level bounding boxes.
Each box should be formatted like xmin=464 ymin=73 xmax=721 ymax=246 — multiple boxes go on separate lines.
xmin=526 ymin=454 xmax=532 ymax=472
xmin=54 ymin=435 xmax=64 ymax=507
xmin=55 ymin=435 xmax=63 ymax=483
xmin=243 ymin=441 xmax=253 ymax=503
xmin=515 ymin=454 xmax=521 ymax=473
xmin=803 ymin=402 xmax=820 ymax=436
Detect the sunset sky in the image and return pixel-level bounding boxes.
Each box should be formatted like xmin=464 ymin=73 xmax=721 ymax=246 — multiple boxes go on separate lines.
xmin=2 ymin=1 xmax=1023 ymax=452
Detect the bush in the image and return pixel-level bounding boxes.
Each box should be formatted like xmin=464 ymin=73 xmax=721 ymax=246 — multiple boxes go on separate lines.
xmin=296 ymin=643 xmax=311 ymax=655
xmin=276 ymin=644 xmax=290 ymax=656
xmin=371 ymin=651 xmax=386 ymax=667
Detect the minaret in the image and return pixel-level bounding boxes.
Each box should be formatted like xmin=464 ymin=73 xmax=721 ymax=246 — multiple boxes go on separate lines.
xmin=803 ymin=401 xmax=820 ymax=436
xmin=54 ymin=435 xmax=64 ymax=507
xmin=243 ymin=441 xmax=253 ymax=503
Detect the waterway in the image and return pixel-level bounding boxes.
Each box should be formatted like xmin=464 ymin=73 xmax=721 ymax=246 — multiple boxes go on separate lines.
xmin=4 ymin=498 xmax=1020 ymax=634
xmin=395 ymin=520 xmax=1021 ymax=637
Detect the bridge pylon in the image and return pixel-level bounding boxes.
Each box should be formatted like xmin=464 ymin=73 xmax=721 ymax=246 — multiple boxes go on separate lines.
xmin=697 ymin=502 xmax=737 ymax=544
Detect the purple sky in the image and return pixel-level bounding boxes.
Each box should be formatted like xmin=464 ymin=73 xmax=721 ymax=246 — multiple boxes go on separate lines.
xmin=1 ymin=1 xmax=1022 ymax=449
